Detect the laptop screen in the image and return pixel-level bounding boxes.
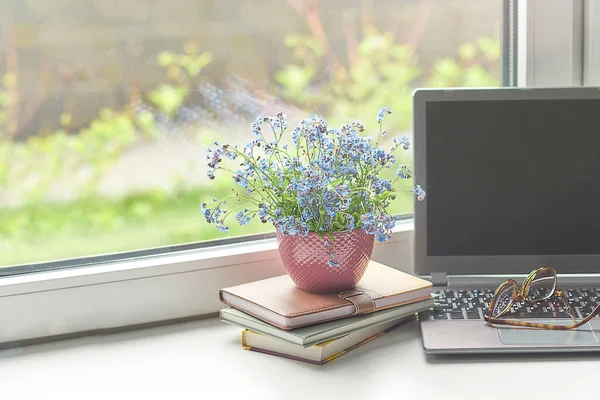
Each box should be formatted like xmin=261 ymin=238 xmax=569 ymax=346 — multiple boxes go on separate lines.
xmin=426 ymin=98 xmax=600 ymax=258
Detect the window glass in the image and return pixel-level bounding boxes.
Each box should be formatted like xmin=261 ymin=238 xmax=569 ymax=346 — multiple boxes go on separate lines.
xmin=0 ymin=0 xmax=501 ymax=267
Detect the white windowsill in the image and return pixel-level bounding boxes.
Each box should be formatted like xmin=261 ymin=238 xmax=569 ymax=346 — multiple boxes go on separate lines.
xmin=0 ymin=313 xmax=596 ymax=399
xmin=0 ymin=220 xmax=415 ymax=345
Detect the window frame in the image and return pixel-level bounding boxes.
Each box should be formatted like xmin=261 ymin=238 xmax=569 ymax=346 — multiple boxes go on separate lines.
xmin=584 ymin=0 xmax=600 ymax=85
xmin=517 ymin=0 xmax=584 ymax=87
xmin=0 ymin=219 xmax=415 ymax=345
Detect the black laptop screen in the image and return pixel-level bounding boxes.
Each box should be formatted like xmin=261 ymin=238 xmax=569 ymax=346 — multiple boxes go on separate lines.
xmin=426 ymin=98 xmax=600 ymax=256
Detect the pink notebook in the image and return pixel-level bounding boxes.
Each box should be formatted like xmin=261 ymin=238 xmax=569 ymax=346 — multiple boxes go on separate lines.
xmin=219 ymin=261 xmax=432 ymax=330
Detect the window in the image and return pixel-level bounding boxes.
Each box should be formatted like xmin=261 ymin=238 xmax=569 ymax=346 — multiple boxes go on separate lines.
xmin=0 ymin=1 xmax=520 ymax=345
xmin=0 ymin=0 xmax=502 ymax=269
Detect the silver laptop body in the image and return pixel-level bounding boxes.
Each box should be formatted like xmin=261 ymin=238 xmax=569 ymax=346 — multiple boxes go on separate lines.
xmin=414 ymin=87 xmax=600 ymax=354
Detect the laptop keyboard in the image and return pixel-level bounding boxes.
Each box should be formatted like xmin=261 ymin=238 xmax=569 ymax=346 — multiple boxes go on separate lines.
xmin=430 ymin=288 xmax=600 ymax=321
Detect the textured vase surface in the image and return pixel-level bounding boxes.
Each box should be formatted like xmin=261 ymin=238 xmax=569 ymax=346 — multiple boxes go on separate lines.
xmin=276 ymin=229 xmax=375 ymax=293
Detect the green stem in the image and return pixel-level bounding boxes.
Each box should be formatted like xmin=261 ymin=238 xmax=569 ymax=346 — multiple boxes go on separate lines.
xmin=375 ymin=120 xmax=384 ymax=148
xmin=218 ymin=166 xmax=280 ymax=206
xmin=233 ymin=148 xmax=282 ymax=193
xmin=223 ymin=205 xmax=259 ymax=220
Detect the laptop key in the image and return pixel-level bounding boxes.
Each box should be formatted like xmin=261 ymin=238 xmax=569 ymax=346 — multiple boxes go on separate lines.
xmin=466 ymin=311 xmax=480 ymax=319
xmin=450 ymin=311 xmax=464 ymax=319
xmin=433 ymin=313 xmax=448 ymax=320
xmin=580 ymin=306 xmax=595 ymax=315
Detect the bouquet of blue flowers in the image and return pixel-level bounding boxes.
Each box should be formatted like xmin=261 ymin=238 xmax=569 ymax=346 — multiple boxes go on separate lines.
xmin=202 ymin=107 xmax=425 ymax=245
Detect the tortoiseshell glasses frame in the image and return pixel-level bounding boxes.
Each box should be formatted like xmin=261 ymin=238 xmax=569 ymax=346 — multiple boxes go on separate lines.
xmin=484 ymin=267 xmax=600 ymax=330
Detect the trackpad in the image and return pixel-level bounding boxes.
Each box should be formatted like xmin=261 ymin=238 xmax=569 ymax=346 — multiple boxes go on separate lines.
xmin=498 ymin=320 xmax=598 ymax=345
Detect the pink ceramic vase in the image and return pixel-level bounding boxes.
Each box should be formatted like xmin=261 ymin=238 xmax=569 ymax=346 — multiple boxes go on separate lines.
xmin=276 ymin=229 xmax=375 ymax=293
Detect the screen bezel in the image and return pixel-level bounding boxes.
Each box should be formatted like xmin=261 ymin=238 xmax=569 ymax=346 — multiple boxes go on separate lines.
xmin=413 ymin=86 xmax=600 ymax=276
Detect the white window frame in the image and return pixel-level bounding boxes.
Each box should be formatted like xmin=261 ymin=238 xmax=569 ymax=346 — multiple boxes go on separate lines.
xmin=517 ymin=0 xmax=584 ymax=87
xmin=2 ymin=2 xmax=590 ymax=346
xmin=584 ymin=0 xmax=600 ymax=85
xmin=0 ymin=221 xmax=415 ymax=344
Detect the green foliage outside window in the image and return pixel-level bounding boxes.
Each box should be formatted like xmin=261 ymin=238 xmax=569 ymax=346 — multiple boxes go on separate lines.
xmin=0 ymin=25 xmax=500 ymax=266
xmin=428 ymin=36 xmax=501 ymax=88
xmin=150 ymin=45 xmax=213 ymax=116
xmin=276 ymin=27 xmax=499 ymax=133
xmin=276 ymin=27 xmax=421 ymax=132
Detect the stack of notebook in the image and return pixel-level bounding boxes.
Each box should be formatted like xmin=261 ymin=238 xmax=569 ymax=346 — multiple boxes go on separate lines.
xmin=218 ymin=261 xmax=434 ymax=364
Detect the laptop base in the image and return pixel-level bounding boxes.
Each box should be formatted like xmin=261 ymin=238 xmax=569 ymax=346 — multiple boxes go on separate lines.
xmin=419 ymin=286 xmax=600 ymax=355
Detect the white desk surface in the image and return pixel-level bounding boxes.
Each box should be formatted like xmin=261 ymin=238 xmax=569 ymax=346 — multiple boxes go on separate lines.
xmin=0 ymin=316 xmax=598 ymax=400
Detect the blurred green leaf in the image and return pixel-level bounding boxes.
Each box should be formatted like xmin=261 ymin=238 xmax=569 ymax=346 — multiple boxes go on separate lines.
xmin=2 ymin=73 xmax=17 ymax=88
xmin=149 ymin=84 xmax=188 ymax=116
xmin=130 ymin=201 xmax=153 ymax=216
xmin=477 ymin=36 xmax=501 ymax=60
xmin=60 ymin=112 xmax=72 ymax=126
xmin=305 ymin=38 xmax=325 ymax=58
xmin=158 ymin=51 xmax=176 ymax=67
xmin=180 ymin=52 xmax=213 ymax=77
xmin=463 ymin=65 xmax=497 ymax=87
xmin=389 ymin=45 xmax=413 ymax=61
xmin=275 ymin=65 xmax=314 ymax=102
xmin=358 ymin=32 xmax=393 ymax=57
xmin=135 ymin=110 xmax=160 ymax=139
xmin=428 ymin=58 xmax=462 ymax=87
xmin=284 ymin=35 xmax=302 ymax=48
xmin=458 ymin=43 xmax=477 ymax=61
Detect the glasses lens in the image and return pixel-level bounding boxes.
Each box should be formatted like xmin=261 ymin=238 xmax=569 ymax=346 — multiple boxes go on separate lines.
xmin=525 ymin=268 xmax=556 ymax=302
xmin=490 ymin=282 xmax=515 ymax=318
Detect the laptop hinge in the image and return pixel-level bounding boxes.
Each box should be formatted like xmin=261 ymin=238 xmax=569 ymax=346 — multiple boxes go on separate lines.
xmin=430 ymin=272 xmax=448 ymax=286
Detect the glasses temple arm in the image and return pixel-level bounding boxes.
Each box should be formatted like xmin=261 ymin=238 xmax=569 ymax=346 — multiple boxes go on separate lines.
xmin=556 ymin=290 xmax=577 ymax=321
xmin=485 ymin=316 xmax=574 ymax=330
xmin=487 ymin=302 xmax=600 ymax=331
xmin=572 ymin=303 xmax=600 ymax=328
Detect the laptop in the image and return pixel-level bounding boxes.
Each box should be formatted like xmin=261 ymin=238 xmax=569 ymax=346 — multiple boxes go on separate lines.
xmin=414 ymin=86 xmax=600 ymax=354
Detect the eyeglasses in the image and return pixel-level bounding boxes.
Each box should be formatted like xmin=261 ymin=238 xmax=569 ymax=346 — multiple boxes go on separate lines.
xmin=484 ymin=267 xmax=600 ymax=330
